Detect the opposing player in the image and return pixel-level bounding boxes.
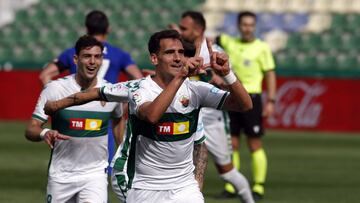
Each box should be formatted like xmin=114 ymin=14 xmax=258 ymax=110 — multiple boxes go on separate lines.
xmin=175 ymin=11 xmax=255 ymax=202
xmin=25 ymin=35 xmax=122 ymax=203
xmin=216 ymin=11 xmax=277 ymax=200
xmin=44 ymin=29 xmax=253 ymax=203
xmin=39 ymin=10 xmax=143 ymax=173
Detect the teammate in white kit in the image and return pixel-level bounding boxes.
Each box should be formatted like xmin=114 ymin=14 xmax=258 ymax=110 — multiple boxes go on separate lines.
xmin=25 ymin=35 xmax=122 ymax=203
xmin=44 ymin=30 xmax=253 ymax=203
xmin=174 ymin=11 xmax=255 ymax=202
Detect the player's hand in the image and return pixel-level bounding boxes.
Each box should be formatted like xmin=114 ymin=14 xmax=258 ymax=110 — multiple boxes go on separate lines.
xmin=43 ymin=130 xmax=70 ymax=149
xmin=181 ymin=56 xmax=204 ymax=77
xmin=210 ymin=52 xmax=230 ymax=76
xmin=263 ymin=102 xmax=275 ymax=117
xmin=44 ymin=101 xmax=58 ymax=115
xmin=168 ymin=23 xmax=181 ymax=33
xmin=206 ymin=38 xmax=230 ymax=76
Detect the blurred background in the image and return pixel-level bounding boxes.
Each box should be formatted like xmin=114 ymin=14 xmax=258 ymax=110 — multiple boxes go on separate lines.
xmin=0 ymin=0 xmax=360 ymax=202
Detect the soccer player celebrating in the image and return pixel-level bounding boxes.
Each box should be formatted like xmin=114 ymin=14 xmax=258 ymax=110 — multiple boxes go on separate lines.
xmin=216 ymin=11 xmax=277 ymax=200
xmin=175 ymin=11 xmax=255 ymax=202
xmin=39 ymin=10 xmax=143 ymax=172
xmin=25 ymin=35 xmax=123 ymax=203
xmin=44 ymin=29 xmax=252 ymax=203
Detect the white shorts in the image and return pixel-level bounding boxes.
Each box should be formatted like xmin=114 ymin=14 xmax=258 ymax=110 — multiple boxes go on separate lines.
xmin=201 ymin=108 xmax=232 ymax=166
xmin=126 ymin=183 xmax=204 ymax=203
xmin=111 ymin=169 xmax=126 ymax=203
xmin=46 ymin=174 xmax=107 ymax=203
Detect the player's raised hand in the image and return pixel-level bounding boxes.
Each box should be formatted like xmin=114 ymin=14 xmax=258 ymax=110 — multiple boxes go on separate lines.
xmin=210 ymin=51 xmax=230 ymax=76
xmin=43 ymin=130 xmax=70 ymax=149
xmin=179 ymin=56 xmax=203 ymax=78
xmin=44 ymin=101 xmax=59 ymax=115
xmin=183 ymin=56 xmax=204 ymax=77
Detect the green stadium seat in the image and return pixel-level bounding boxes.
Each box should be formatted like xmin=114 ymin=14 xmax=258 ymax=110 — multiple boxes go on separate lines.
xmin=275 ymin=52 xmax=296 ymax=69
xmin=296 ymin=53 xmax=316 ymax=69
xmin=316 ymin=54 xmax=337 ymax=69
xmin=299 ymin=33 xmax=321 ymax=51
xmin=346 ymin=14 xmax=360 ymax=30
xmin=286 ymin=33 xmax=301 ymax=49
xmin=336 ymin=54 xmax=358 ymax=70
xmin=341 ymin=34 xmax=360 ymax=51
xmin=331 ymin=14 xmax=347 ymax=29
xmin=320 ymin=33 xmax=341 ymax=52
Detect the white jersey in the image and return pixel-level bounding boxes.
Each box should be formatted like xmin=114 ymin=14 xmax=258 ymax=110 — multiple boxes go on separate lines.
xmin=199 ymin=38 xmax=230 ymax=125
xmin=32 ymin=74 xmax=122 ymax=183
xmin=108 ymin=76 xmax=228 ymax=190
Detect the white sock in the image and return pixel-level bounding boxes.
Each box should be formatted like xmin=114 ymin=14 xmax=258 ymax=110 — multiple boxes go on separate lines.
xmin=220 ymin=168 xmax=254 ymax=203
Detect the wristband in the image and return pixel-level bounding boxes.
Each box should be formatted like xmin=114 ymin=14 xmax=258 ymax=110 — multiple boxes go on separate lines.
xmin=40 ymin=128 xmax=50 ymax=140
xmin=222 ymin=71 xmax=237 ymax=85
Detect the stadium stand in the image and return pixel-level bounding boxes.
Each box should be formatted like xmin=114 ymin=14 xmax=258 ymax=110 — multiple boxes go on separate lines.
xmin=202 ymin=0 xmax=360 ymax=77
xmin=0 ymin=0 xmax=205 ymax=70
xmin=0 ymin=0 xmax=359 ymax=77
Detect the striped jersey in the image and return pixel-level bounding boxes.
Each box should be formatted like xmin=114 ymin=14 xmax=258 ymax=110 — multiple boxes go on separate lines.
xmin=107 ymin=75 xmax=229 ymax=190
xmin=32 ymin=74 xmax=122 ymax=183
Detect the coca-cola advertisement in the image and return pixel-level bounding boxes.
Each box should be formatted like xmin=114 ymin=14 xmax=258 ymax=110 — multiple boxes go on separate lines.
xmin=265 ymin=77 xmax=360 ymax=132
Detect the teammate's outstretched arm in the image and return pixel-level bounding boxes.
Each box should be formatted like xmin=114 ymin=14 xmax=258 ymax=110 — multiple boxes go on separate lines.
xmin=210 ymin=52 xmax=253 ymax=112
xmin=44 ymin=83 xmax=129 ymax=115
xmin=137 ymin=57 xmax=203 ymax=124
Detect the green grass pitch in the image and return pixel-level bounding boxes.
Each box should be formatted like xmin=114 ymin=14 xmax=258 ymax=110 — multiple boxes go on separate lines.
xmin=1 ymin=121 xmax=360 ymax=203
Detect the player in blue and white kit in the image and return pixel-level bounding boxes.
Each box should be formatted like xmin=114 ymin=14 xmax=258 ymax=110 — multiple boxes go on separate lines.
xmin=39 ymin=10 xmax=143 ymax=172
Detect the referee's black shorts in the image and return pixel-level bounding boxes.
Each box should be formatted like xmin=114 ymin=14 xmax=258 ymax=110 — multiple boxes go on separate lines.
xmin=228 ymin=94 xmax=264 ymax=137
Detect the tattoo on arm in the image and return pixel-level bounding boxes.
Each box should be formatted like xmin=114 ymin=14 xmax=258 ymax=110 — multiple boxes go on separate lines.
xmin=193 ymin=143 xmax=208 ymax=191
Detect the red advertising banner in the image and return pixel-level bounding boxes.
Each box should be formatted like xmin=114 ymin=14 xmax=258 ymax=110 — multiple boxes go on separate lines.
xmin=264 ymin=77 xmax=360 ymax=132
xmin=1 ymin=71 xmax=360 ymax=132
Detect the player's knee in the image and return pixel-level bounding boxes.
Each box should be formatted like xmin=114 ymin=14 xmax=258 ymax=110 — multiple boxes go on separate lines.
xmin=247 ymin=138 xmax=262 ymax=152
xmin=216 ymin=162 xmax=234 ymax=174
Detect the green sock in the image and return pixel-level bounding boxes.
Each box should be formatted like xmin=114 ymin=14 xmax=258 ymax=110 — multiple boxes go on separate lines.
xmin=251 ymin=148 xmax=267 ymax=195
xmin=224 ymin=150 xmax=240 ymax=193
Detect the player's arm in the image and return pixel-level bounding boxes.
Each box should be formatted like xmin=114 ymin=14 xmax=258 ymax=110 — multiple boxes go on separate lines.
xmin=44 ymin=83 xmax=129 ymax=115
xmin=193 ymin=142 xmax=208 ymax=191
xmin=209 ymin=52 xmax=252 ymax=112
xmin=125 ymin=64 xmax=143 ymax=79
xmin=25 ymin=118 xmax=70 ymax=148
xmin=39 ymin=63 xmax=60 ymax=85
xmin=44 ymin=88 xmax=102 ymax=115
xmin=263 ymin=70 xmax=276 ymax=117
xmin=137 ymin=57 xmax=203 ymax=124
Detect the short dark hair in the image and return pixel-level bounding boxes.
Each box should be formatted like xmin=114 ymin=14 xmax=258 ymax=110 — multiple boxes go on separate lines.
xmin=237 ymin=11 xmax=257 ymax=24
xmin=85 ymin=10 xmax=109 ymax=35
xmin=182 ymin=11 xmax=206 ymax=31
xmin=183 ymin=41 xmax=196 ymax=57
xmin=75 ymin=35 xmax=104 ymax=55
xmin=148 ymin=29 xmax=184 ymax=54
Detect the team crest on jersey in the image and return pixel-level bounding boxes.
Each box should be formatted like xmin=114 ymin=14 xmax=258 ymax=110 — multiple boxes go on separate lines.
xmin=179 ymin=95 xmax=189 ymax=107
xmin=69 ymin=118 xmax=102 ymax=131
xmin=100 ymin=101 xmax=106 ymax=107
xmin=156 ymin=121 xmax=190 ymax=135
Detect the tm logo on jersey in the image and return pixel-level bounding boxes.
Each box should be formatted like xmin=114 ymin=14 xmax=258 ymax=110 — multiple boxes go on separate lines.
xmin=69 ymin=118 xmax=102 ymax=131
xmin=156 ymin=121 xmax=189 ymax=135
